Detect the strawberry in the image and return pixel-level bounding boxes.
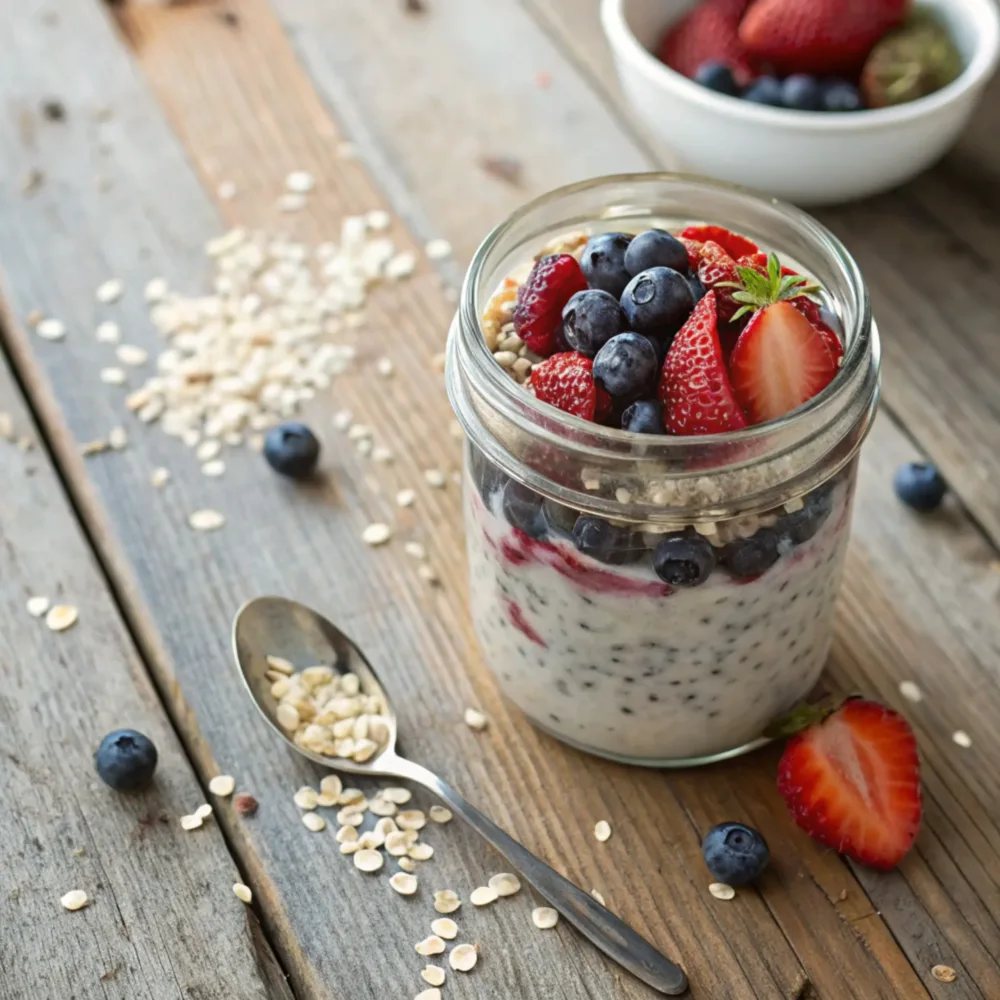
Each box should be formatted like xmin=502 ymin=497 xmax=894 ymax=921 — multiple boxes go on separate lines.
xmin=657 ymin=0 xmax=758 ymax=86
xmin=729 ymin=301 xmax=838 ymax=424
xmin=678 ymin=236 xmax=704 ymax=271
xmin=682 ymin=225 xmax=759 ymax=260
xmin=696 ymin=241 xmax=744 ymax=324
xmin=513 ymin=254 xmax=587 ymax=357
xmin=659 ymin=292 xmax=748 ymax=435
xmin=794 ymin=297 xmax=845 ymax=366
xmin=530 ymin=351 xmax=612 ymax=423
xmin=739 ymin=0 xmax=912 ymax=78
xmin=777 ymin=698 xmax=922 ymax=871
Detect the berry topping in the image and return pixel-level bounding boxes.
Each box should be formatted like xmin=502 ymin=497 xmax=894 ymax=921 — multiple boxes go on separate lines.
xmin=624 ymin=230 xmax=691 ymax=276
xmin=571 ymin=516 xmax=641 ymax=566
xmin=728 ymin=301 xmax=839 ymax=424
xmin=95 ymin=729 xmax=158 ymax=792
xmin=776 ymin=698 xmax=922 ymax=870
xmin=562 ymin=289 xmax=628 ymax=356
xmin=514 ymin=254 xmax=588 ymax=356
xmin=658 ymin=0 xmax=758 ymax=86
xmin=719 ymin=251 xmax=822 ymax=324
xmin=263 ymin=422 xmax=321 ymax=478
xmin=653 ymin=533 xmax=716 ymax=587
xmin=680 ymin=226 xmax=759 ymax=261
xmin=790 ymin=296 xmax=845 ymax=366
xmin=894 ymin=462 xmax=947 ymax=511
xmin=694 ymin=61 xmax=742 ymax=96
xmin=580 ymin=233 xmax=634 ymax=299
xmin=530 ymin=351 xmax=613 ymax=422
xmin=686 ymin=274 xmax=708 ymax=305
xmin=621 ymin=399 xmax=666 ymax=435
xmin=694 ymin=241 xmax=744 ymax=324
xmin=502 ymin=480 xmax=545 ymax=538
xmin=822 ymin=79 xmax=864 ymax=112
xmin=739 ymin=0 xmax=911 ymax=78
xmin=658 ymin=292 xmax=749 ymax=435
xmin=542 ymin=498 xmax=579 ymax=536
xmin=593 ymin=333 xmax=660 ymax=399
xmin=742 ymin=76 xmax=784 ymax=105
xmin=781 ymin=74 xmax=824 ymax=111
xmin=781 ymin=486 xmax=834 ymax=544
xmin=721 ymin=528 xmax=780 ymax=578
xmin=702 ymin=822 xmax=771 ymax=886
xmin=620 ymin=267 xmax=695 ymax=338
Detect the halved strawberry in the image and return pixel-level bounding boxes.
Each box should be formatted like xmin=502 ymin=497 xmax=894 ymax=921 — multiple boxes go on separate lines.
xmin=659 ymin=292 xmax=748 ymax=435
xmin=729 ymin=301 xmax=838 ymax=424
xmin=530 ymin=351 xmax=612 ymax=422
xmin=682 ymin=225 xmax=759 ymax=260
xmin=794 ymin=297 xmax=845 ymax=366
xmin=657 ymin=0 xmax=758 ymax=85
xmin=513 ymin=254 xmax=587 ymax=357
xmin=777 ymin=698 xmax=922 ymax=871
xmin=678 ymin=236 xmax=704 ymax=270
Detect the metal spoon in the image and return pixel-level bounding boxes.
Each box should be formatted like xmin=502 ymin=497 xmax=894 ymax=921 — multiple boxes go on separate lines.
xmin=233 ymin=596 xmax=688 ymax=996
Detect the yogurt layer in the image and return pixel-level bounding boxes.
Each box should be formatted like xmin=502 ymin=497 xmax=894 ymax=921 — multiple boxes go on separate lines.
xmin=466 ymin=476 xmax=854 ymax=761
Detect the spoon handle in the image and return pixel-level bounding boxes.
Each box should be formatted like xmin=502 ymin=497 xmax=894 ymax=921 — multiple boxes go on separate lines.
xmin=391 ymin=756 xmax=688 ymax=996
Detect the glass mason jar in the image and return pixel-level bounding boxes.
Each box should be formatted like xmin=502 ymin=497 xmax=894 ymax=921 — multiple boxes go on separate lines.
xmin=446 ymin=174 xmax=880 ymax=767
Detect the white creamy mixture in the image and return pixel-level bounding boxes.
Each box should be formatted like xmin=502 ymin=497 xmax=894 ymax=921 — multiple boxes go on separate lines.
xmin=466 ymin=478 xmax=853 ymax=761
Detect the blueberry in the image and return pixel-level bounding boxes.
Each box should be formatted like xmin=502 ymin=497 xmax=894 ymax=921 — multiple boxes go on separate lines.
xmin=653 ymin=533 xmax=716 ymax=587
xmin=543 ymin=499 xmax=579 ymax=536
xmin=686 ymin=273 xmax=707 ymax=305
xmin=620 ymin=267 xmax=694 ymax=337
xmin=572 ymin=516 xmax=641 ymax=566
xmin=822 ymin=79 xmax=864 ymax=112
xmin=781 ymin=486 xmax=834 ymax=545
xmin=469 ymin=445 xmax=508 ymax=504
xmin=624 ymin=229 xmax=690 ymax=276
xmin=263 ymin=422 xmax=320 ymax=478
xmin=95 ymin=729 xmax=158 ymax=792
xmin=621 ymin=399 xmax=665 ymax=435
xmin=782 ymin=74 xmax=823 ymax=111
xmin=580 ymin=232 xmax=633 ymax=298
xmin=722 ymin=528 xmax=780 ymax=579
xmin=742 ymin=76 xmax=783 ymax=106
xmin=702 ymin=822 xmax=770 ymax=886
xmin=502 ymin=480 xmax=545 ymax=538
xmin=593 ymin=333 xmax=660 ymax=398
xmin=562 ymin=289 xmax=628 ymax=356
xmin=894 ymin=462 xmax=947 ymax=511
xmin=694 ymin=61 xmax=741 ymax=97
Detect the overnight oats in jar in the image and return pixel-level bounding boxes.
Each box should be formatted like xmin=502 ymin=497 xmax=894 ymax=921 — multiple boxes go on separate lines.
xmin=446 ymin=174 xmax=880 ymax=766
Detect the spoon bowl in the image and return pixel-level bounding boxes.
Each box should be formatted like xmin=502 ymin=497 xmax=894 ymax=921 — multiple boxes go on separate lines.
xmin=232 ymin=595 xmax=688 ymax=996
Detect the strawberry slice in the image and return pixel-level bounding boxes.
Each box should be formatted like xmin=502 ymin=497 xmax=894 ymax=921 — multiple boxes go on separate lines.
xmin=659 ymin=292 xmax=748 ymax=435
xmin=682 ymin=226 xmax=759 ymax=260
xmin=678 ymin=236 xmax=704 ymax=270
xmin=657 ymin=0 xmax=758 ymax=85
xmin=777 ymin=698 xmax=922 ymax=871
xmin=794 ymin=297 xmax=845 ymax=366
xmin=513 ymin=254 xmax=587 ymax=357
xmin=729 ymin=301 xmax=838 ymax=424
xmin=530 ymin=351 xmax=612 ymax=422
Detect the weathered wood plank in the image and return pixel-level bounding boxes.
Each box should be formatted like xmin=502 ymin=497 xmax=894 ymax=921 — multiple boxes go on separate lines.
xmin=0 ymin=343 xmax=290 ymax=996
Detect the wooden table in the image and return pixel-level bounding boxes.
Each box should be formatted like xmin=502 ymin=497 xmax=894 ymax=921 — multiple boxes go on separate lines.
xmin=3 ymin=2 xmax=999 ymax=998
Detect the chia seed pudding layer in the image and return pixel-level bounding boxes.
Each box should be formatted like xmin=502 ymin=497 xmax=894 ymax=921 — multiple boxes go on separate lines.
xmin=466 ymin=470 xmax=854 ymax=761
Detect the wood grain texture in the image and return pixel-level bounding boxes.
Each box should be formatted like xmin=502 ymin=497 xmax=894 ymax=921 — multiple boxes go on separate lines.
xmin=1 ymin=0 xmax=997 ymax=999
xmin=0 ymin=346 xmax=289 ymax=997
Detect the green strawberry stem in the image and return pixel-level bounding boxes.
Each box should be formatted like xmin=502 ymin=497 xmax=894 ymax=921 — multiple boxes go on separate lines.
xmin=718 ymin=252 xmax=822 ymax=322
xmin=762 ymin=694 xmax=857 ymax=740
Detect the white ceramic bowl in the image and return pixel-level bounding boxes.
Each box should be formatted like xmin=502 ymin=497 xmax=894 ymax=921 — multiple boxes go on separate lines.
xmin=601 ymin=0 xmax=1000 ymax=204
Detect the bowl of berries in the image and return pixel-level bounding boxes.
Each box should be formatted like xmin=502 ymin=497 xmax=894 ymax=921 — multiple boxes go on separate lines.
xmin=601 ymin=0 xmax=1000 ymax=204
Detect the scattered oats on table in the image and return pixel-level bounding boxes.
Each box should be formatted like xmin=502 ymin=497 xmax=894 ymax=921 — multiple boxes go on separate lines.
xmin=60 ymin=890 xmax=89 ymax=912
xmin=96 ymin=320 xmax=120 ymax=343
xmin=428 ymin=805 xmax=453 ymax=824
xmin=423 ymin=468 xmax=446 ymax=488
xmin=594 ymin=820 xmax=612 ymax=843
xmin=0 ymin=412 xmax=13 ymax=441
xmin=354 ymin=849 xmax=384 ymax=872
xmin=390 ymin=872 xmax=418 ymax=895
xmin=591 ymin=889 xmax=606 ymax=905
xmin=188 ymin=509 xmax=225 ymax=532
xmin=431 ymin=918 xmax=458 ymax=940
xmin=95 ymin=278 xmax=123 ymax=304
xmin=99 ymin=367 xmax=127 ymax=386
xmin=532 ymin=907 xmax=559 ymax=929
xmin=953 ymin=730 xmax=972 ymax=748
xmin=898 ymin=681 xmax=923 ymax=703
xmin=108 ymin=427 xmax=128 ymax=450
xmin=404 ymin=541 xmax=427 ymax=560
xmin=116 ymin=344 xmax=148 ymax=366
xmin=469 ymin=885 xmax=498 ymax=907
xmin=26 ymin=596 xmax=51 ymax=618
xmin=709 ymin=883 xmax=736 ymax=901
xmin=45 ymin=605 xmax=79 ymax=633
xmin=415 ymin=936 xmax=447 ymax=957
xmin=302 ymin=812 xmax=327 ymax=833
xmin=376 ymin=356 xmax=395 ymax=377
xmin=415 ymin=990 xmax=441 ymax=1000
xmin=362 ymin=522 xmax=392 ymax=546
xmin=449 ymin=943 xmax=478 ymax=972
xmin=149 ymin=466 xmax=171 ymax=488
xmin=408 ymin=843 xmax=434 ymax=861
xmin=425 ymin=238 xmax=452 ymax=261
xmin=180 ymin=814 xmax=203 ymax=831
xmin=488 ymin=873 xmax=520 ymax=897
xmin=396 ymin=810 xmax=427 ymax=831
xmin=421 ymin=965 xmax=446 ymax=986
xmin=286 ymin=170 xmax=315 ymax=193
xmin=398 ymin=856 xmax=417 ymax=873
xmin=433 ymin=889 xmax=461 ymax=914
xmin=932 ymin=965 xmax=957 ymax=983
xmin=36 ymin=318 xmax=66 ymax=341
xmin=209 ymin=775 xmax=236 ymax=797
xmin=195 ymin=803 xmax=213 ymax=820
xmin=464 ymin=707 xmax=488 ymax=731
xmin=233 ymin=882 xmax=252 ymax=904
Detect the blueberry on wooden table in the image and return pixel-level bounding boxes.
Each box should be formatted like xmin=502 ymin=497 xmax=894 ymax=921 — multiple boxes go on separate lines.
xmin=263 ymin=421 xmax=321 ymax=478
xmin=580 ymin=232 xmax=633 ymax=298
xmin=95 ymin=729 xmax=158 ymax=792
xmin=894 ymin=462 xmax=947 ymax=510
xmin=702 ymin=822 xmax=770 ymax=886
